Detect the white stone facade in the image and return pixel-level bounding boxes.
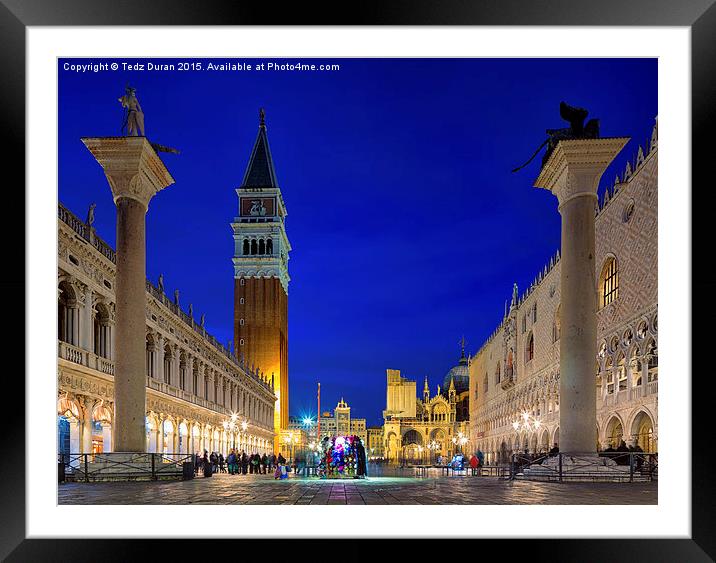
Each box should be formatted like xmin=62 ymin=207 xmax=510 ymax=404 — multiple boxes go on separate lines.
xmin=469 ymin=121 xmax=658 ymax=463
xmin=58 ymin=203 xmax=276 ymax=457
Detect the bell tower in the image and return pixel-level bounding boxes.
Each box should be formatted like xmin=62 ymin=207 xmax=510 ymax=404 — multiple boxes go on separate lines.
xmin=232 ymin=109 xmax=291 ymax=446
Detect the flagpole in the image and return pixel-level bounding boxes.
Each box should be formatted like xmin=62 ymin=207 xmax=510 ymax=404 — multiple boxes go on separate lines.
xmin=317 ymin=382 xmax=321 ymax=443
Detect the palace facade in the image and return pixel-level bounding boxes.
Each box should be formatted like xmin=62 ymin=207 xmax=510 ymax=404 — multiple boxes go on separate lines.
xmin=382 ymin=347 xmax=471 ymax=463
xmin=469 ymin=119 xmax=658 ymax=464
xmin=58 ymin=203 xmax=276 ymax=457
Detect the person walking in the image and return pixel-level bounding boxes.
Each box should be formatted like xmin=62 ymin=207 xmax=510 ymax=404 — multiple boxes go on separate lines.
xmin=261 ymin=453 xmax=268 ymax=475
xmin=219 ymin=453 xmax=225 ymax=474
xmin=227 ymin=450 xmax=236 ymax=475
xmin=202 ymin=450 xmax=211 ymax=477
xmin=616 ymin=439 xmax=630 ymax=466
xmin=476 ymin=449 xmax=485 ymax=469
xmin=241 ymin=450 xmax=248 ymax=475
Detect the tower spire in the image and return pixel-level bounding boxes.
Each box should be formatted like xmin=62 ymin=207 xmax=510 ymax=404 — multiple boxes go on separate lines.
xmin=240 ymin=108 xmax=279 ymax=189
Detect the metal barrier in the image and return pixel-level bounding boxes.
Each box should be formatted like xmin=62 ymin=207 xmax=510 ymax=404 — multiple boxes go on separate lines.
xmin=508 ymin=452 xmax=658 ymax=482
xmin=58 ymin=453 xmax=195 ymax=482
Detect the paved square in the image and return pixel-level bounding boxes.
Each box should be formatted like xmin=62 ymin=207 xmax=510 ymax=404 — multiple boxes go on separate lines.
xmin=58 ymin=470 xmax=657 ymax=505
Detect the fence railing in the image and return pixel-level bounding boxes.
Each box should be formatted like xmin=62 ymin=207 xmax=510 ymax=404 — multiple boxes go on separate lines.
xmin=58 ymin=453 xmax=194 ymax=482
xmin=509 ymin=451 xmax=658 ymax=482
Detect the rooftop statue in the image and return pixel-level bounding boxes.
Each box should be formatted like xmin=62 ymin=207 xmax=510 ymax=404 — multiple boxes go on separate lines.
xmin=118 ymin=85 xmax=145 ymax=136
xmin=86 ymin=202 xmax=96 ymax=227
xmin=512 ymin=101 xmax=600 ymax=173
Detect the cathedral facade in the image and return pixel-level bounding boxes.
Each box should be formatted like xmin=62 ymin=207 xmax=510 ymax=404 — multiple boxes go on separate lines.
xmin=232 ymin=110 xmax=291 ymax=447
xmin=469 ymin=120 xmax=658 ymax=464
xmin=382 ymin=347 xmax=471 ymax=464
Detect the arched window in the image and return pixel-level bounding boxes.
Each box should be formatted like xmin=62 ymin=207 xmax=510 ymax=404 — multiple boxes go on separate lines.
xmin=242 ymin=239 xmax=250 ymax=255
xmin=630 ymin=348 xmax=642 ymax=387
xmin=646 ymin=339 xmax=658 ymax=382
xmin=58 ymin=281 xmax=78 ymax=345
xmin=250 ymin=239 xmax=257 ymax=255
xmin=192 ymin=364 xmax=199 ymax=395
xmin=616 ymin=352 xmax=626 ymax=391
xmin=495 ymin=363 xmax=501 ymax=384
xmin=93 ymin=302 xmax=111 ymax=359
xmin=266 ymin=238 xmax=273 ymax=255
xmin=599 ymin=256 xmax=619 ymax=307
xmin=526 ymin=333 xmax=535 ymax=362
xmin=532 ymin=303 xmax=537 ymax=323
xmin=258 ymin=239 xmax=265 ymax=255
xmin=179 ymin=353 xmax=186 ymax=390
xmin=163 ymin=344 xmax=172 ymax=384
xmin=506 ymin=350 xmax=514 ymax=380
xmin=483 ymin=374 xmax=489 ymax=393
xmin=553 ymin=304 xmax=561 ymax=343
xmin=146 ymin=334 xmax=155 ymax=377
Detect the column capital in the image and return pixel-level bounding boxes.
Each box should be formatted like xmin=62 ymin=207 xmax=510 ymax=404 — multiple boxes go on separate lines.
xmin=534 ymin=138 xmax=629 ymax=208
xmin=81 ymin=136 xmax=175 ymax=210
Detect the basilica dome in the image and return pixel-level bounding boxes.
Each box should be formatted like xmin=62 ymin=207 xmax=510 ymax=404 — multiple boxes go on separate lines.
xmin=442 ymin=349 xmax=470 ymax=395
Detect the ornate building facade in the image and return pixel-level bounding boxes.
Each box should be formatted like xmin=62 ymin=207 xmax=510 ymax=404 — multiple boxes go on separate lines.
xmin=382 ymin=347 xmax=471 ymax=463
xmin=58 ymin=203 xmax=276 ymax=457
xmin=469 ymin=120 xmax=658 ymax=464
xmin=232 ymin=110 xmax=291 ymax=446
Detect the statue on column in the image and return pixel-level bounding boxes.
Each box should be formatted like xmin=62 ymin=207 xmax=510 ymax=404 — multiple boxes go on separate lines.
xmin=174 ymin=289 xmax=180 ymax=306
xmin=512 ymin=101 xmax=601 ymax=173
xmin=188 ymin=303 xmax=193 ymax=318
xmin=200 ymin=313 xmax=205 ymax=328
xmin=118 ymin=85 xmax=145 ymax=136
xmin=157 ymin=273 xmax=164 ymax=293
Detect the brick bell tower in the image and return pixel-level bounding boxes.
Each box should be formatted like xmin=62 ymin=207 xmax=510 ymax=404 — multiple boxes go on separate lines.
xmin=232 ymin=109 xmax=291 ymax=448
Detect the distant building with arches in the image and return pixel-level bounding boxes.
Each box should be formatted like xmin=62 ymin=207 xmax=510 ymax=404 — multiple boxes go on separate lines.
xmin=382 ymin=347 xmax=471 ymax=464
xmin=469 ymin=119 xmax=658 ymax=464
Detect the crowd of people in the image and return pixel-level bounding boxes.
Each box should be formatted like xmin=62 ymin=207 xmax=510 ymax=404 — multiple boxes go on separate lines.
xmin=193 ymin=450 xmax=290 ymax=478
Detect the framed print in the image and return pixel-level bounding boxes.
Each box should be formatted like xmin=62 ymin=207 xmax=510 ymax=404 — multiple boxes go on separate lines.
xmin=3 ymin=0 xmax=714 ymax=559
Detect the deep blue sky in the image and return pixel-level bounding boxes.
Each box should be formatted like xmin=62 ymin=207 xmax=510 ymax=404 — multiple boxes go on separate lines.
xmin=58 ymin=58 xmax=657 ymax=426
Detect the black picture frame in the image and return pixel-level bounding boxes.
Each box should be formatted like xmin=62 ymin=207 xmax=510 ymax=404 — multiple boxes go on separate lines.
xmin=3 ymin=0 xmax=712 ymax=559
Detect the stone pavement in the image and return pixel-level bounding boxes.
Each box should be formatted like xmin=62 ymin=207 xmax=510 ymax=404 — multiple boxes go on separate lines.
xmin=59 ymin=471 xmax=657 ymax=505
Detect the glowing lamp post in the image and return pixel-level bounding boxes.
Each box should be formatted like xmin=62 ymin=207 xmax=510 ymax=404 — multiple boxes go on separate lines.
xmin=512 ymin=412 xmax=541 ymax=453
xmin=426 ymin=440 xmax=440 ymax=464
xmin=452 ymin=432 xmax=468 ymax=455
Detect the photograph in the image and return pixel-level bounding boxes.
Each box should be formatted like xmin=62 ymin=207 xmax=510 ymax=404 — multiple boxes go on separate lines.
xmin=55 ymin=56 xmax=660 ymax=507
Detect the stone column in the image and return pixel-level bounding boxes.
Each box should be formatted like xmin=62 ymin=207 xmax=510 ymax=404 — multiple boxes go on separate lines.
xmin=102 ymin=424 xmax=113 ymax=453
xmin=155 ymin=334 xmax=165 ymax=381
xmin=82 ymin=409 xmax=94 ymax=454
xmin=80 ymin=287 xmax=93 ymax=352
xmin=535 ymin=137 xmax=628 ymax=455
xmin=82 ymin=137 xmax=174 ymax=452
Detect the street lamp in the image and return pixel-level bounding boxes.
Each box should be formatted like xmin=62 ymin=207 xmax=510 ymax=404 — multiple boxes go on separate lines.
xmin=426 ymin=440 xmax=440 ymax=464
xmin=452 ymin=431 xmax=468 ymax=455
xmin=223 ymin=412 xmax=241 ymax=450
xmin=512 ymin=412 xmax=541 ymax=453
